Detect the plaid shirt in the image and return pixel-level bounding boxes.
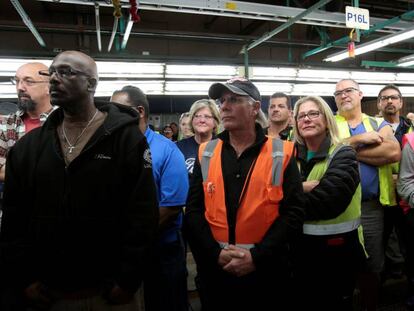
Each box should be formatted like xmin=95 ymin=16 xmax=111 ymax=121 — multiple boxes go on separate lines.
xmin=0 ymin=107 xmax=57 ymax=166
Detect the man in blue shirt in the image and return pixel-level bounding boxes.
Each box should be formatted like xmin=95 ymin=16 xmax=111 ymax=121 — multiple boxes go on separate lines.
xmin=111 ymin=86 xmax=189 ymax=311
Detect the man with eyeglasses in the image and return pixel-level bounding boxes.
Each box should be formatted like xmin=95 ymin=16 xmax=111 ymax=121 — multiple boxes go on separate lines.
xmin=184 ymin=77 xmax=305 ymax=310
xmin=0 ymin=51 xmax=159 ymax=310
xmin=0 ymin=62 xmax=55 ymax=182
xmin=378 ymin=84 xmax=414 ymax=302
xmin=265 ymin=92 xmax=294 ymax=140
xmin=334 ymin=79 xmax=401 ymax=310
xmin=378 ymin=84 xmax=412 ymax=146
xmin=111 ymin=85 xmax=189 ymax=311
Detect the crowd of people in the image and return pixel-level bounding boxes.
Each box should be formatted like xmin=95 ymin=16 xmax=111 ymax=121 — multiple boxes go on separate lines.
xmin=0 ymin=50 xmax=413 ymax=311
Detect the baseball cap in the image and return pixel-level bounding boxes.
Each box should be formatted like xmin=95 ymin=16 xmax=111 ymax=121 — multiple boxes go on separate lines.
xmin=208 ymin=77 xmax=261 ymax=101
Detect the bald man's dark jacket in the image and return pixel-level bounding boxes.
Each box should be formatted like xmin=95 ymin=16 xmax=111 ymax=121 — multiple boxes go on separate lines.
xmin=0 ymin=100 xmax=159 ymax=294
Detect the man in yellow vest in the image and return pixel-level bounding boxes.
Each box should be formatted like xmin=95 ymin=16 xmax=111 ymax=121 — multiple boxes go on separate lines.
xmin=334 ymin=79 xmax=401 ymax=310
xmin=184 ymin=77 xmax=305 ymax=310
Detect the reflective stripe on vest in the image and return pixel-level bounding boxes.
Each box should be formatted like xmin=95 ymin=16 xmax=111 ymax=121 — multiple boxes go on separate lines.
xmin=335 ymin=114 xmax=396 ymax=206
xmin=303 ymin=219 xmax=361 ymax=235
xmin=272 ymin=138 xmax=284 ymax=186
xmin=218 ymin=241 xmax=254 ymax=250
xmin=201 ymin=138 xmax=285 ymax=186
xmin=302 ymin=143 xmax=362 ymax=235
xmin=198 ymin=138 xmax=294 ymax=244
xmin=201 ymin=139 xmax=219 ymax=182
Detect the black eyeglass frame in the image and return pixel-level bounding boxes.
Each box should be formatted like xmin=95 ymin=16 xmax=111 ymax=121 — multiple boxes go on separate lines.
xmin=10 ymin=77 xmax=48 ymax=86
xmin=38 ymin=67 xmax=91 ymax=79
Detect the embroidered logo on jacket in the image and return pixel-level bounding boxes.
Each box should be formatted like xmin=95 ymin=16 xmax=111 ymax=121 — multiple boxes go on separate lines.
xmin=94 ymin=154 xmax=112 ymax=160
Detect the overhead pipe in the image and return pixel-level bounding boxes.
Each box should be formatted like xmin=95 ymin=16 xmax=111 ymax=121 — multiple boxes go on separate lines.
xmin=121 ymin=14 xmax=134 ymax=50
xmin=95 ymin=2 xmax=102 ymax=52
xmin=10 ymin=0 xmax=46 ymax=47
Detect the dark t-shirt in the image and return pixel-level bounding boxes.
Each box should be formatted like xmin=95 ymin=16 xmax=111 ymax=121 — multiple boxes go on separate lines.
xmin=176 ymin=136 xmax=199 ymax=176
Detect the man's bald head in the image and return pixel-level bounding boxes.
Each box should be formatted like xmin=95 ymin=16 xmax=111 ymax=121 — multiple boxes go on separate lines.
xmin=53 ymin=50 xmax=98 ymax=81
xmin=16 ymin=62 xmax=49 ymax=81
xmin=14 ymin=62 xmax=51 ymax=114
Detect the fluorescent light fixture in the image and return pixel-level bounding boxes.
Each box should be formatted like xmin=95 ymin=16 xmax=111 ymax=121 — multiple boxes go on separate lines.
xmin=253 ymin=82 xmax=293 ymax=95
xmin=166 ymin=65 xmax=237 ymax=79
xmin=349 ymin=71 xmax=397 ymax=84
xmin=96 ymin=61 xmax=165 ymax=78
xmin=96 ymin=80 xmax=164 ymax=96
xmin=0 ymin=83 xmax=18 ymax=98
xmin=165 ymin=81 xmax=214 ymax=95
xmin=292 ymin=83 xmax=336 ymax=96
xmin=0 ymin=59 xmax=52 ymax=76
xmin=1 ymin=58 xmax=414 ymax=97
xmin=251 ymin=67 xmax=297 ymax=80
xmin=296 ymin=69 xmax=350 ymax=82
xmin=397 ymin=54 xmax=414 ymax=67
xmin=395 ymin=72 xmax=414 ymax=84
xmin=324 ymin=26 xmax=414 ymax=62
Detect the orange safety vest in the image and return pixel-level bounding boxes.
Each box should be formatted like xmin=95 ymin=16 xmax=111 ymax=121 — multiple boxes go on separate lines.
xmin=198 ymin=137 xmax=294 ymax=246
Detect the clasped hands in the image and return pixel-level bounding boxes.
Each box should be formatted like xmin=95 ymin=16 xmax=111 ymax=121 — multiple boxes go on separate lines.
xmin=218 ymin=244 xmax=256 ymax=277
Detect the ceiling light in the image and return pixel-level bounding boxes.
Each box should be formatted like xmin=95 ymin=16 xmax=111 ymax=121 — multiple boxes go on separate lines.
xmin=324 ymin=26 xmax=414 ymax=62
xmin=251 ymin=67 xmax=297 ymax=80
xmin=397 ymin=54 xmax=414 ymax=67
xmin=96 ymin=80 xmax=164 ymax=96
xmin=166 ymin=65 xmax=237 ymax=79
xmin=96 ymin=61 xmax=165 ymax=78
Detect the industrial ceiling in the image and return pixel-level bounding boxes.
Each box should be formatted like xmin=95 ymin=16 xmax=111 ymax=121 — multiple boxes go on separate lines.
xmin=0 ymin=0 xmax=413 ymax=68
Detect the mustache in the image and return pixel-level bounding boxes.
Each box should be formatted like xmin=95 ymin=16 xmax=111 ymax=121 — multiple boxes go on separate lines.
xmin=17 ymin=91 xmax=30 ymax=99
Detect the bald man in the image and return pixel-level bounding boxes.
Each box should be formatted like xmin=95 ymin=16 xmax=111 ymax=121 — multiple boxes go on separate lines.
xmin=0 ymin=62 xmax=54 ymax=181
xmin=0 ymin=51 xmax=158 ymax=310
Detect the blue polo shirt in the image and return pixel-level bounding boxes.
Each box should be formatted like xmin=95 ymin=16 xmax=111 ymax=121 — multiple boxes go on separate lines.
xmin=349 ymin=120 xmax=388 ymax=201
xmin=145 ymin=127 xmax=189 ymax=243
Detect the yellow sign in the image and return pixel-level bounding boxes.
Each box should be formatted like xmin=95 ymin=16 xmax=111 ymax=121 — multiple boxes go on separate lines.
xmin=225 ymin=2 xmax=237 ymax=10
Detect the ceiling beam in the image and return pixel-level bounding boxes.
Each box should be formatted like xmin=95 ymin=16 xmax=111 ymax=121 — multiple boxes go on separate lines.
xmin=241 ymin=0 xmax=333 ymax=54
xmin=36 ymin=0 xmax=413 ymax=33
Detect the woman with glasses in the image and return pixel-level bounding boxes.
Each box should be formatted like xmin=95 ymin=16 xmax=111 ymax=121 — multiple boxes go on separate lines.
xmin=162 ymin=125 xmax=174 ymax=140
xmin=176 ymin=99 xmax=220 ymax=177
xmin=292 ymin=96 xmax=365 ymax=311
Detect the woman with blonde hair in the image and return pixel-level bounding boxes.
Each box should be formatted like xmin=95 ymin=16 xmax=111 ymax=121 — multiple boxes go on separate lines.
xmin=178 ymin=112 xmax=193 ymax=140
xmin=177 ymin=99 xmax=220 ymax=176
xmin=292 ymin=96 xmax=365 ymax=311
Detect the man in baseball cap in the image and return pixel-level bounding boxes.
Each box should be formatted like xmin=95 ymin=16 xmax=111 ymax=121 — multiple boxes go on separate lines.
xmin=208 ymin=77 xmax=261 ymax=101
xmin=209 ymin=77 xmax=267 ymax=128
xmin=184 ymin=77 xmax=304 ymax=310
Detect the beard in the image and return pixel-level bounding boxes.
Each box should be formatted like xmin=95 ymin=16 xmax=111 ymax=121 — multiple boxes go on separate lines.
xmin=17 ymin=96 xmax=36 ymax=113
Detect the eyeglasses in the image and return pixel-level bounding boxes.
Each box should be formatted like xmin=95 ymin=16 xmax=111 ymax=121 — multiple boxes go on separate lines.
xmin=10 ymin=77 xmax=48 ymax=86
xmin=379 ymin=95 xmax=401 ymax=102
xmin=38 ymin=67 xmax=90 ymax=79
xmin=296 ymin=110 xmax=322 ymax=122
xmin=193 ymin=114 xmax=214 ymax=121
xmin=216 ymin=95 xmax=253 ymax=106
xmin=333 ymin=87 xmax=359 ymax=97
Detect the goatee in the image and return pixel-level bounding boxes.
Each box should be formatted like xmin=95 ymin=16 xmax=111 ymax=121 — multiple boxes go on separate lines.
xmin=17 ymin=98 xmax=36 ymax=113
